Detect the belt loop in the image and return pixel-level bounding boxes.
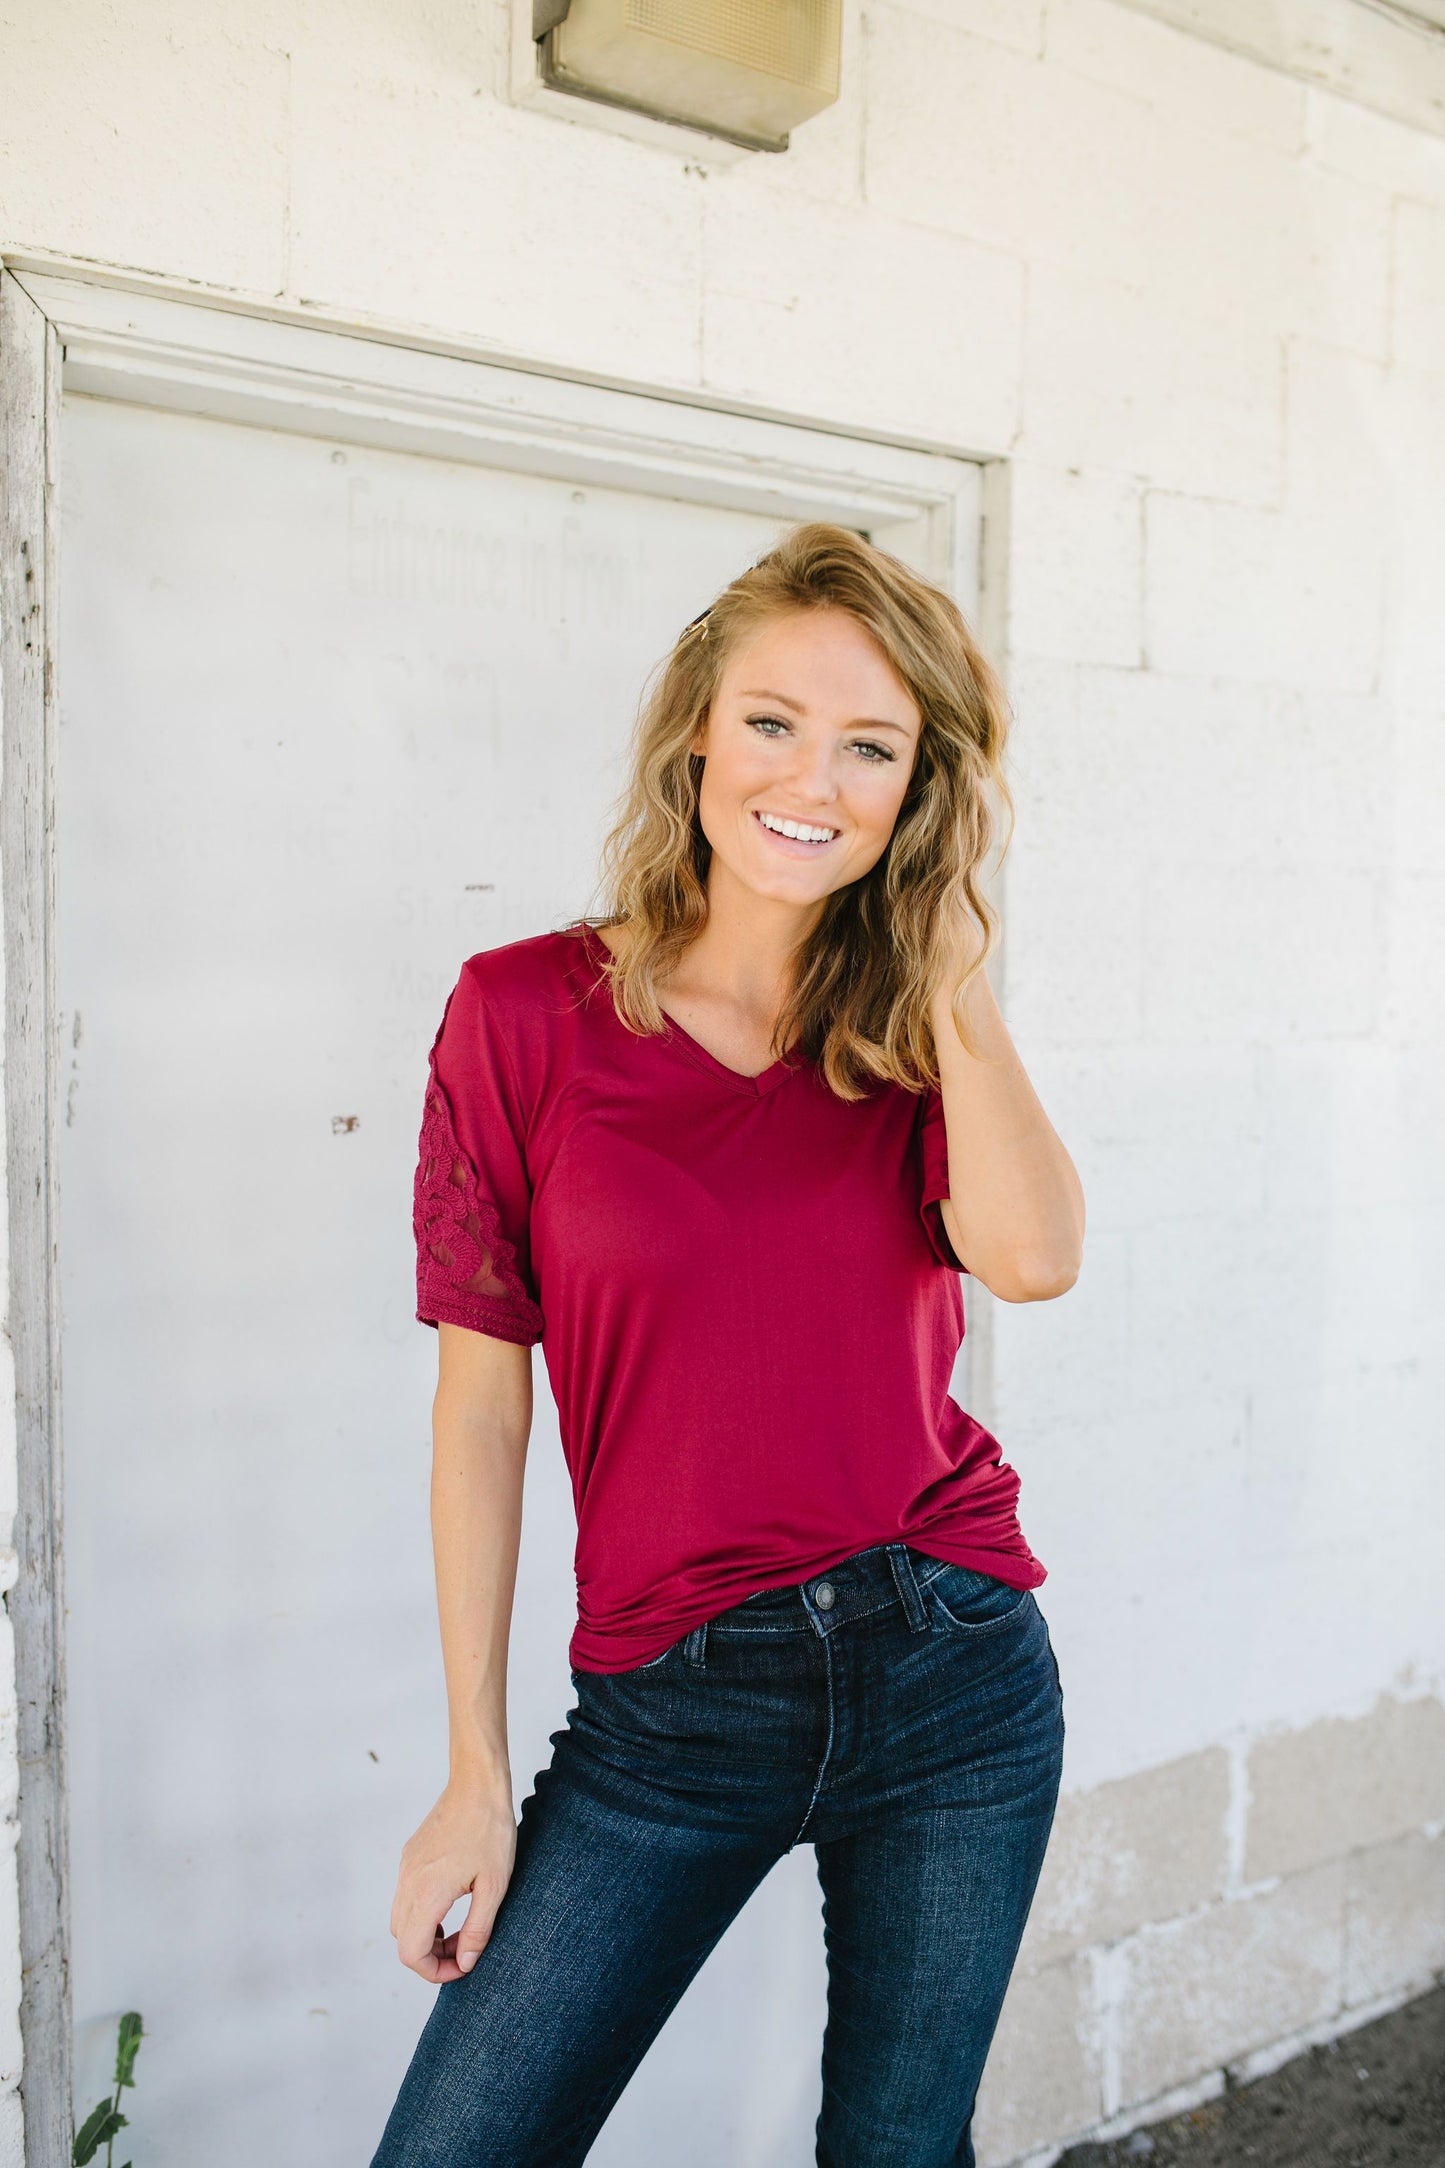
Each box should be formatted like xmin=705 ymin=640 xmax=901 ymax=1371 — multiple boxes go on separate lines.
xmin=683 ymin=1619 xmax=709 ymax=1668
xmin=887 ymin=1544 xmax=928 ymax=1634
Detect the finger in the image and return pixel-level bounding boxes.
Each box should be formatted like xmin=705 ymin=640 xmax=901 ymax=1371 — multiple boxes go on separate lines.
xmin=395 ymin=1910 xmax=452 ymax=1979
xmin=452 ymin=1894 xmax=497 ymax=1974
xmin=410 ymin=1926 xmax=468 ymax=1985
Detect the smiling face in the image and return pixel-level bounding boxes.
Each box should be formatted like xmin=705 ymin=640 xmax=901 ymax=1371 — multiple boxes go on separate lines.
xmin=688 ymin=606 xmax=923 ymax=918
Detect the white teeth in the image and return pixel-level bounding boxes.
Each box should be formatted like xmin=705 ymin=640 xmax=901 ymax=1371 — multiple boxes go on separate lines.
xmin=758 ymin=812 xmax=837 ymax=844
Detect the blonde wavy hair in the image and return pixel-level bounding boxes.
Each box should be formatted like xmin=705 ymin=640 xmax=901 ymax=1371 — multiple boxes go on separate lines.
xmin=569 ymin=519 xmax=1014 ymax=1103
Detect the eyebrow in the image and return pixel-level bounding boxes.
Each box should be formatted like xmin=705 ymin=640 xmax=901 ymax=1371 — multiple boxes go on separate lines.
xmin=736 ymin=689 xmax=916 ymax=737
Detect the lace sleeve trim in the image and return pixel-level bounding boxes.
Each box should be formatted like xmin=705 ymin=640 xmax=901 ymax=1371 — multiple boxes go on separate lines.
xmin=413 ymin=1079 xmax=545 ymax=1345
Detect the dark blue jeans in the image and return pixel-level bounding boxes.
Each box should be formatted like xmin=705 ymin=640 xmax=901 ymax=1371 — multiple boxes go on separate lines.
xmin=370 ymin=1540 xmax=1065 ymax=2167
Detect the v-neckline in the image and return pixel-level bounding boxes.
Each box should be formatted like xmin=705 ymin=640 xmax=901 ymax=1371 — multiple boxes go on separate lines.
xmin=573 ymin=922 xmax=802 ymax=1099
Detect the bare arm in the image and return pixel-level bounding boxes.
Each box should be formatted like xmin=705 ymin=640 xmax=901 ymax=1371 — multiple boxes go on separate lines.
xmin=929 ymin=955 xmax=1085 ymax=1305
xmin=389 ymin=1321 xmax=534 ymax=1981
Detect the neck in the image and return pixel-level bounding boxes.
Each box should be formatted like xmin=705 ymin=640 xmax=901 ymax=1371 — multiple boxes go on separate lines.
xmin=679 ymin=863 xmax=822 ymax=1013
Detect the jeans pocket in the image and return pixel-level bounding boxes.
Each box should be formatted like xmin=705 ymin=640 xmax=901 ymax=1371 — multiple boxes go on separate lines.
xmin=924 ymin=1560 xmax=1031 ymax=1635
xmin=631 ymin=1638 xmax=678 ymax=1672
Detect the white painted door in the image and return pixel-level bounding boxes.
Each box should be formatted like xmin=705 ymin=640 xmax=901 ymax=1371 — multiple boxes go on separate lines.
xmin=56 ymin=393 xmax=829 ymax=2167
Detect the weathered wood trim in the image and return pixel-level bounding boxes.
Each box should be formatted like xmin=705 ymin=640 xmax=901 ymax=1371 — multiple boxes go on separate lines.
xmin=0 ymin=270 xmax=70 ymax=2166
xmin=957 ymin=453 xmax=1017 ymax=1437
xmin=0 ymin=267 xmax=992 ymax=2159
xmin=8 ymin=265 xmax=987 ymax=536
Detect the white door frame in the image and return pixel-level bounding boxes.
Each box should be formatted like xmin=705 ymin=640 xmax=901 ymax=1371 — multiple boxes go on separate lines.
xmin=0 ymin=257 xmax=1005 ymax=2163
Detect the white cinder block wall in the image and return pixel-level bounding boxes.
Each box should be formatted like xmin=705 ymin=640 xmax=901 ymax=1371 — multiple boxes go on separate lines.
xmin=2 ymin=2 xmax=1443 ymax=2161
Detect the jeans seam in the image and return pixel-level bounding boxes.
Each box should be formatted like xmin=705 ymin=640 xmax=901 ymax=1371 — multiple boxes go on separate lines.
xmin=927 ymin=1581 xmax=1033 ymax=1637
xmin=815 ymin=1589 xmax=902 ymax=1633
xmin=886 ymin=1542 xmax=929 ymax=1632
xmin=788 ymin=1631 xmax=835 ymax=1847
xmin=712 ymin=1586 xmax=912 ymax=1640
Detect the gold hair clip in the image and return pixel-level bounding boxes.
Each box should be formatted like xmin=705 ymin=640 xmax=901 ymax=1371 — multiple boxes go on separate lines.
xmin=680 ymin=608 xmax=712 ymax=642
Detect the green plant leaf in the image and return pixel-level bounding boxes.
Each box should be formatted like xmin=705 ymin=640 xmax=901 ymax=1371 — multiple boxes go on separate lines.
xmin=71 ymin=2097 xmax=110 ymax=2163
xmin=114 ymin=2011 xmax=144 ymax=2087
xmin=72 ymin=2102 xmax=127 ymax=2165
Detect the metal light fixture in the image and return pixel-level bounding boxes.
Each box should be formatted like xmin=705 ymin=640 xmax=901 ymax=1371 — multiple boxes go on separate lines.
xmin=533 ymin=0 xmax=842 ymax=152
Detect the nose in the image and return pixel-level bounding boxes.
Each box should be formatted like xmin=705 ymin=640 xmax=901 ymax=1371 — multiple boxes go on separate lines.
xmin=783 ymin=736 xmax=842 ymax=809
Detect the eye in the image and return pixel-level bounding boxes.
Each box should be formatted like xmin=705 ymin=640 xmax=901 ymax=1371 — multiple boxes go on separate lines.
xmin=745 ymin=715 xmax=897 ymax=764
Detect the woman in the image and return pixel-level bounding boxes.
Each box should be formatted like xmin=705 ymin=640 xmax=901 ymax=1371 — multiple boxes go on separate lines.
xmin=371 ymin=521 xmax=1084 ymax=2168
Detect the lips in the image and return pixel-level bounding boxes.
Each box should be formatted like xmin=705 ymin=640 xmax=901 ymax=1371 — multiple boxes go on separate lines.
xmin=752 ymin=809 xmax=840 ymax=854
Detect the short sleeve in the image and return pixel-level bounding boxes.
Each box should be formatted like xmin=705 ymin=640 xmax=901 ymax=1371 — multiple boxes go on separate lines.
xmin=413 ymin=960 xmax=545 ymax=1347
xmin=918 ymin=1085 xmax=968 ymax=1274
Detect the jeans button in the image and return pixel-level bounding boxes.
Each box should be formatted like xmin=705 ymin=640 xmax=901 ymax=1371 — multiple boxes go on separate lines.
xmin=813 ymin=1581 xmax=836 ymax=1609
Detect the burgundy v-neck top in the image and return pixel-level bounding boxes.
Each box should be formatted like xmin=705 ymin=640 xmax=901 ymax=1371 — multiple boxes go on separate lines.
xmin=413 ymin=922 xmax=1045 ymax=1672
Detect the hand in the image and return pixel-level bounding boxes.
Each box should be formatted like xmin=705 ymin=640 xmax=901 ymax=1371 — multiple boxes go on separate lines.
xmin=390 ymin=1773 xmax=519 ymax=1982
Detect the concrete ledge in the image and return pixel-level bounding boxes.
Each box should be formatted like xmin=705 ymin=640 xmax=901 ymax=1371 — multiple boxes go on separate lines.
xmin=1110 ymin=0 xmax=1445 ymax=140
xmin=974 ymin=1954 xmax=1101 ymax=2168
xmin=1018 ymin=1748 xmax=1230 ymax=1972
xmin=1113 ymin=1858 xmax=1346 ymax=2104
xmin=1245 ymin=1692 xmax=1445 ymax=1882
xmin=1345 ymin=1825 xmax=1445 ymax=2004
